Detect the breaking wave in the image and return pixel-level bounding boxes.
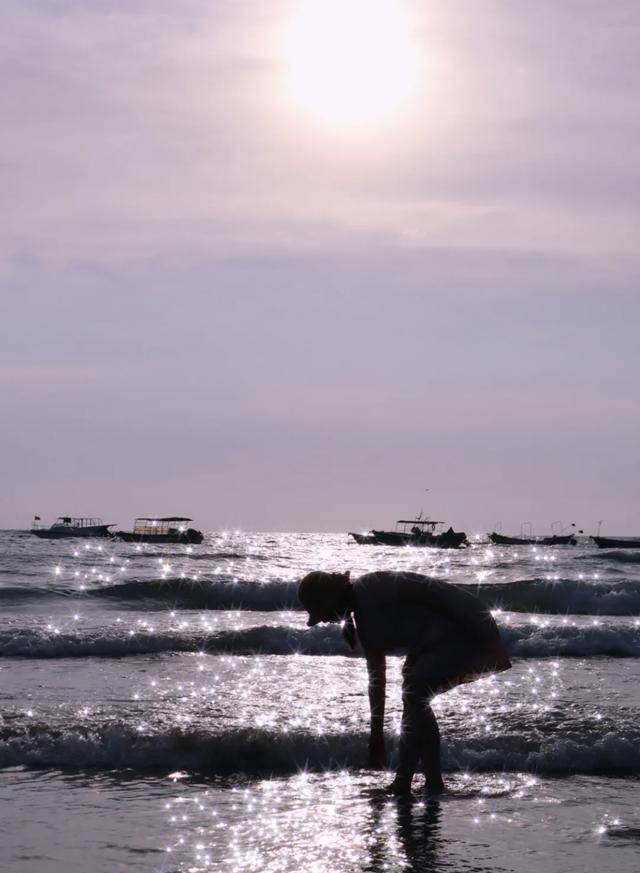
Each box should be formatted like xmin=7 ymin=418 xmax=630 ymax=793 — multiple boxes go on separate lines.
xmin=1 ymin=722 xmax=639 ymax=776
xmin=6 ymin=576 xmax=640 ymax=615
xmin=91 ymin=578 xmax=300 ymax=609
xmin=2 ymin=620 xmax=640 ymax=659
xmin=472 ymin=578 xmax=640 ymax=615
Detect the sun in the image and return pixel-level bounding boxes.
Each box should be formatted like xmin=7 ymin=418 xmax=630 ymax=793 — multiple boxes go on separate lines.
xmin=282 ymin=0 xmax=421 ymax=130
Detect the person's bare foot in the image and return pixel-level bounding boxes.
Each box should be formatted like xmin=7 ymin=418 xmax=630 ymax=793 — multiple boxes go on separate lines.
xmin=423 ymin=779 xmax=446 ymax=799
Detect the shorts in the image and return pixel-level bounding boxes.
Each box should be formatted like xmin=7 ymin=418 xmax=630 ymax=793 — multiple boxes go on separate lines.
xmin=403 ymin=629 xmax=511 ymax=699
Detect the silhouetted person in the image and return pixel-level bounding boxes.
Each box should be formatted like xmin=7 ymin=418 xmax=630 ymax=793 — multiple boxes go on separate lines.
xmin=298 ymin=570 xmax=511 ymax=796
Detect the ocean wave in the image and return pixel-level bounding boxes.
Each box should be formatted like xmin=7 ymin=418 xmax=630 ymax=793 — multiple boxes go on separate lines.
xmin=6 ymin=576 xmax=640 ymax=616
xmin=8 ymin=576 xmax=637 ymax=617
xmin=1 ymin=722 xmax=639 ymax=776
xmin=0 ymin=585 xmax=73 ymax=603
xmin=0 ymin=625 xmax=349 ymax=659
xmin=91 ymin=578 xmax=300 ymax=609
xmin=129 ymin=550 xmax=262 ymax=561
xmin=500 ymin=623 xmax=640 ymax=657
xmin=595 ymin=550 xmax=640 ymax=564
xmin=446 ymin=732 xmax=640 ymax=776
xmin=0 ymin=568 xmax=39 ymax=576
xmin=186 ymin=551 xmax=262 ymax=561
xmin=473 ymin=579 xmax=640 ymax=615
xmin=2 ymin=621 xmax=640 ymax=659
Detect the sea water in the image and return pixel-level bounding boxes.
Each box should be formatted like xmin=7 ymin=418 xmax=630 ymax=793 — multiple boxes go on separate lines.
xmin=1 ymin=530 xmax=640 ymax=872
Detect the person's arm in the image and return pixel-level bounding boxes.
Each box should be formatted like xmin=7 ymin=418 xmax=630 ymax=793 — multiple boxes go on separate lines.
xmin=365 ymin=651 xmax=386 ymax=769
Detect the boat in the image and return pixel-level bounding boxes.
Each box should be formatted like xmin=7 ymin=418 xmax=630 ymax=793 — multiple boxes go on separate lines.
xmin=489 ymin=532 xmax=577 ymax=546
xmin=114 ymin=517 xmax=204 ymax=544
xmin=30 ymin=516 xmax=115 ymax=539
xmin=349 ymin=515 xmax=467 ymax=549
xmin=350 ymin=532 xmax=377 ymax=545
xmin=591 ymin=536 xmax=640 ymax=549
xmin=489 ymin=523 xmax=580 ymax=546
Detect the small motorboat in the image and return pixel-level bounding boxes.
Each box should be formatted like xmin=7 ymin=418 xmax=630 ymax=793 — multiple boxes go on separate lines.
xmin=489 ymin=532 xmax=577 ymax=546
xmin=591 ymin=535 xmax=640 ymax=549
xmin=30 ymin=516 xmax=115 ymax=539
xmin=349 ymin=514 xmax=467 ymax=549
xmin=489 ymin=522 xmax=580 ymax=546
xmin=114 ymin=517 xmax=204 ymax=544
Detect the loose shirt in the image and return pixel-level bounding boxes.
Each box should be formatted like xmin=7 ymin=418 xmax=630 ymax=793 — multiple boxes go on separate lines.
xmin=351 ymin=571 xmax=504 ymax=660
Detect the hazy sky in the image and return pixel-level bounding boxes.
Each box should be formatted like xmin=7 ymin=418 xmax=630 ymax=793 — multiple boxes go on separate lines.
xmin=2 ymin=0 xmax=639 ymax=534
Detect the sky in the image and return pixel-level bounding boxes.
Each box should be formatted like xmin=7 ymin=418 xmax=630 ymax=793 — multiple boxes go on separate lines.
xmin=1 ymin=0 xmax=639 ymax=534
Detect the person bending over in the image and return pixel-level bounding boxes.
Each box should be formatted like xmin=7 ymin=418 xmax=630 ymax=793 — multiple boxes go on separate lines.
xmin=298 ymin=570 xmax=511 ymax=796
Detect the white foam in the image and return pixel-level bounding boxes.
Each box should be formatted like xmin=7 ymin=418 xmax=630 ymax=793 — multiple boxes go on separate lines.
xmin=2 ymin=724 xmax=639 ymax=776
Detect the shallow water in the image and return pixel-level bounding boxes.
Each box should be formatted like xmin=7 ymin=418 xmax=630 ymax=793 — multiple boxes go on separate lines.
xmin=1 ymin=530 xmax=640 ymax=871
xmin=3 ymin=769 xmax=640 ymax=873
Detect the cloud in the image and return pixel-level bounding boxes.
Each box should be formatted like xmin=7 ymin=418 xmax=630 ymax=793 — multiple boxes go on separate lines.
xmin=2 ymin=0 xmax=640 ymax=272
xmin=2 ymin=1 xmax=639 ymax=529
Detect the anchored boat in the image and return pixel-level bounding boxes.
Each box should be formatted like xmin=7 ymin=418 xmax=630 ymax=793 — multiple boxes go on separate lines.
xmin=114 ymin=517 xmax=204 ymax=544
xmin=349 ymin=514 xmax=467 ymax=549
xmin=489 ymin=532 xmax=577 ymax=546
xmin=30 ymin=516 xmax=115 ymax=539
xmin=591 ymin=535 xmax=640 ymax=549
xmin=489 ymin=522 xmax=580 ymax=546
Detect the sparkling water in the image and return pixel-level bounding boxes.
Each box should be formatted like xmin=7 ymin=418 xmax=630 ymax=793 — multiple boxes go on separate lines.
xmin=2 ymin=530 xmax=640 ymax=872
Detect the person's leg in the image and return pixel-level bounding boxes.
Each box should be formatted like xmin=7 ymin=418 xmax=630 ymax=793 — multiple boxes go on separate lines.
xmin=387 ymin=657 xmax=431 ymax=794
xmin=388 ymin=637 xmax=493 ymax=795
xmin=420 ymin=702 xmax=445 ymax=795
xmin=390 ymin=646 xmax=461 ymax=795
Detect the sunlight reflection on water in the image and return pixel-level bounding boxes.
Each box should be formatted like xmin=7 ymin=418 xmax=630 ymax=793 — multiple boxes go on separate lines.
xmin=160 ymin=771 xmax=544 ymax=873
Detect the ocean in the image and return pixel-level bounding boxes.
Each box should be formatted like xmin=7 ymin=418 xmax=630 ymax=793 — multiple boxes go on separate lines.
xmin=1 ymin=529 xmax=640 ymax=872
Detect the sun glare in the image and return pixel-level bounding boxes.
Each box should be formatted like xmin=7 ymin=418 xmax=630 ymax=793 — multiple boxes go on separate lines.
xmin=283 ymin=0 xmax=421 ymax=130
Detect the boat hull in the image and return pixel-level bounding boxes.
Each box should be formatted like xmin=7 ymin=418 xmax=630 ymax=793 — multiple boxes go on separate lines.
xmin=31 ymin=526 xmax=113 ymax=539
xmin=115 ymin=529 xmax=204 ymax=545
xmin=349 ymin=532 xmax=377 ymax=545
xmin=591 ymin=536 xmax=640 ymax=549
xmin=489 ymin=533 xmax=576 ymax=546
xmin=350 ymin=528 xmax=467 ymax=549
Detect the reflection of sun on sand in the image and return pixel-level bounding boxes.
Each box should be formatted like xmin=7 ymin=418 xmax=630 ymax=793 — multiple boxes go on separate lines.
xmin=282 ymin=0 xmax=421 ymax=129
